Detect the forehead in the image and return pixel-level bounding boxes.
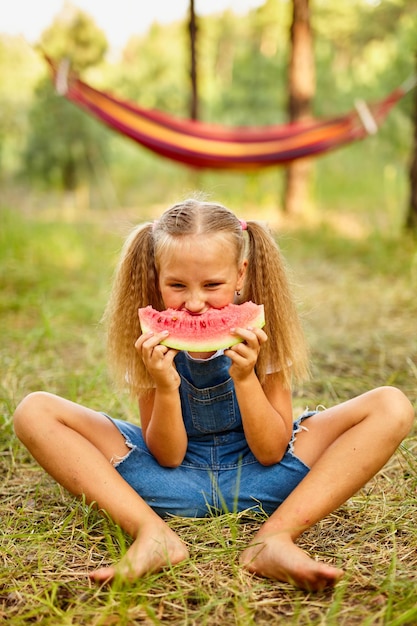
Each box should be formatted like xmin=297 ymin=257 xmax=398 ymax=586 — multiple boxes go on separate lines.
xmin=156 ymin=233 xmax=238 ymax=269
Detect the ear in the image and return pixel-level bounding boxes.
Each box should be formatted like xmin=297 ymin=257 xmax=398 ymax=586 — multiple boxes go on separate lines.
xmin=236 ymin=259 xmax=248 ymax=291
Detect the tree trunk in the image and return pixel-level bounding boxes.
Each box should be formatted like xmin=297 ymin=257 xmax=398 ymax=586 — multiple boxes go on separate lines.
xmin=406 ymin=64 xmax=417 ymax=231
xmin=189 ymin=0 xmax=198 ymax=120
xmin=283 ymin=0 xmax=315 ymax=215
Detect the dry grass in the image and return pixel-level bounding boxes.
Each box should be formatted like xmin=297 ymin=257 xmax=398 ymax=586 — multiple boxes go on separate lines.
xmin=1 ymin=206 xmax=417 ymax=625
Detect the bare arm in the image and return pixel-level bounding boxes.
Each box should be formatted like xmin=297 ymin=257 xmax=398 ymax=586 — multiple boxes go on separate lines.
xmin=226 ymin=328 xmax=294 ymax=465
xmin=136 ymin=331 xmax=188 ymax=467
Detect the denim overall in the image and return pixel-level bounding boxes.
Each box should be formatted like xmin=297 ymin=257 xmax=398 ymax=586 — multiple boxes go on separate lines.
xmin=108 ymin=351 xmax=311 ymax=518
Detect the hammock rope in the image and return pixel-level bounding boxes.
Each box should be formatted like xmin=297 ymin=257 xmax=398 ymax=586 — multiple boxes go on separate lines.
xmin=48 ymin=57 xmax=416 ymax=171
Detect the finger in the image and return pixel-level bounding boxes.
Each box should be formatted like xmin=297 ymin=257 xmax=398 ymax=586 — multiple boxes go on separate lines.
xmin=153 ymin=343 xmax=168 ymax=354
xmin=147 ymin=343 xmax=179 ymax=365
xmin=135 ymin=331 xmax=154 ymax=351
xmin=226 ymin=348 xmax=257 ymax=371
xmin=227 ymin=344 xmax=257 ymax=365
xmin=136 ymin=330 xmax=170 ymax=350
xmin=251 ymin=327 xmax=268 ymax=344
xmin=230 ymin=326 xmax=267 ymax=346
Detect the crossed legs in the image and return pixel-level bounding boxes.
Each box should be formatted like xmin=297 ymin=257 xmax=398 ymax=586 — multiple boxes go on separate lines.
xmin=13 ymin=386 xmax=414 ymax=590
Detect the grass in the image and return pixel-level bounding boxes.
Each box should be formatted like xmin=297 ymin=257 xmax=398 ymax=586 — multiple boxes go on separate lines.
xmin=1 ymin=204 xmax=417 ymax=625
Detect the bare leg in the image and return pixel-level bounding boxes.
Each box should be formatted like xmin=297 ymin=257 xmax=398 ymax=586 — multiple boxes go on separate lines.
xmin=240 ymin=386 xmax=414 ymax=591
xmin=13 ymin=392 xmax=189 ymax=581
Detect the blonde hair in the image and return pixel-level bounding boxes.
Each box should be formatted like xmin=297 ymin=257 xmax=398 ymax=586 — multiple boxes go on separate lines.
xmin=104 ymin=199 xmax=310 ymax=397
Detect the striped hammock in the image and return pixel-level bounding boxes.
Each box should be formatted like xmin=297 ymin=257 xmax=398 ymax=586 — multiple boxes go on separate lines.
xmin=50 ymin=58 xmax=416 ymax=171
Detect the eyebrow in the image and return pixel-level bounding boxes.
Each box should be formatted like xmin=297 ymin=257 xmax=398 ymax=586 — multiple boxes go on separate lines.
xmin=163 ymin=274 xmax=227 ymax=283
xmin=162 ymin=275 xmax=185 ymax=282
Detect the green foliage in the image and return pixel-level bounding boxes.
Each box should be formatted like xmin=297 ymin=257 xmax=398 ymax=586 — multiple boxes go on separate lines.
xmin=0 ymin=39 xmax=44 ymax=176
xmin=12 ymin=4 xmax=111 ymax=192
xmin=313 ymin=0 xmax=417 ymax=113
xmin=111 ymin=23 xmax=189 ymax=113
xmin=197 ymin=2 xmax=290 ymax=125
xmin=22 ymin=78 xmax=110 ymax=191
xmin=38 ymin=4 xmax=108 ymax=72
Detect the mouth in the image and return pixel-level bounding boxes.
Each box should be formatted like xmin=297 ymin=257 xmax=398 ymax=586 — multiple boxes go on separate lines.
xmin=180 ymin=308 xmax=211 ymax=316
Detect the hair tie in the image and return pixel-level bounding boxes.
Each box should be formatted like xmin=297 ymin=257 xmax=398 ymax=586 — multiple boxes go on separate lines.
xmin=239 ymin=219 xmax=247 ymax=231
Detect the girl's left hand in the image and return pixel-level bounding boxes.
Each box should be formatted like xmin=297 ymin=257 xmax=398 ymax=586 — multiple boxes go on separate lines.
xmin=225 ymin=327 xmax=268 ymax=381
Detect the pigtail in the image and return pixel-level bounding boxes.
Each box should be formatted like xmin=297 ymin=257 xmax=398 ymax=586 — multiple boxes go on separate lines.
xmin=244 ymin=221 xmax=310 ymax=388
xmin=104 ymin=223 xmax=160 ymax=397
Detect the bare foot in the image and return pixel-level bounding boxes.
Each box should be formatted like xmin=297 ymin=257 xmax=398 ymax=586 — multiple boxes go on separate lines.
xmin=89 ymin=521 xmax=189 ymax=583
xmin=240 ymin=531 xmax=344 ymax=592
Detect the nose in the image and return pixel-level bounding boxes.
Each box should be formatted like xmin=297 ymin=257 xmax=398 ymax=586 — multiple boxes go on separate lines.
xmin=185 ymin=292 xmax=205 ymax=314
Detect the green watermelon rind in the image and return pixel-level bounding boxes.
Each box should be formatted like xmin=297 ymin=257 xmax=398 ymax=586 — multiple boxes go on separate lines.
xmin=138 ymin=302 xmax=265 ymax=352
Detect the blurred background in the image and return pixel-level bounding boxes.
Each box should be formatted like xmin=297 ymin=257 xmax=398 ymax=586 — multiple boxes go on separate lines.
xmin=1 ymin=0 xmax=416 ymax=235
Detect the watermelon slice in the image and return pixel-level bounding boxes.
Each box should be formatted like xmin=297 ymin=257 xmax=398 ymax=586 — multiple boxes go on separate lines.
xmin=138 ymin=302 xmax=265 ymax=352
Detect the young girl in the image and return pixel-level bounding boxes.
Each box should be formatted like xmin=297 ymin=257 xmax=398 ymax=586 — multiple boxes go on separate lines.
xmin=13 ymin=199 xmax=414 ymax=591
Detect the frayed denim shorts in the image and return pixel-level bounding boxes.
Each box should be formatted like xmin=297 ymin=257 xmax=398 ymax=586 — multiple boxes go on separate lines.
xmin=105 ymin=411 xmax=314 ymax=519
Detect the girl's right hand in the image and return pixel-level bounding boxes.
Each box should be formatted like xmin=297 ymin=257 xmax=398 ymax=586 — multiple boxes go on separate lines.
xmin=135 ymin=331 xmax=180 ymax=390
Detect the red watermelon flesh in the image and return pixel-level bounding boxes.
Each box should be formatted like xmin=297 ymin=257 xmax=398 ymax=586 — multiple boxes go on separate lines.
xmin=138 ymin=302 xmax=265 ymax=352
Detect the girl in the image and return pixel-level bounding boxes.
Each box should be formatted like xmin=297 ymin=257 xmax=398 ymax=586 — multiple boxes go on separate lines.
xmin=13 ymin=199 xmax=414 ymax=591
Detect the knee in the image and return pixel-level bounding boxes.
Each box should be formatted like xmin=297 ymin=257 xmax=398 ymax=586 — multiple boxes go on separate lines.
xmin=13 ymin=391 xmax=54 ymax=441
xmin=374 ymin=386 xmax=414 ymax=438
